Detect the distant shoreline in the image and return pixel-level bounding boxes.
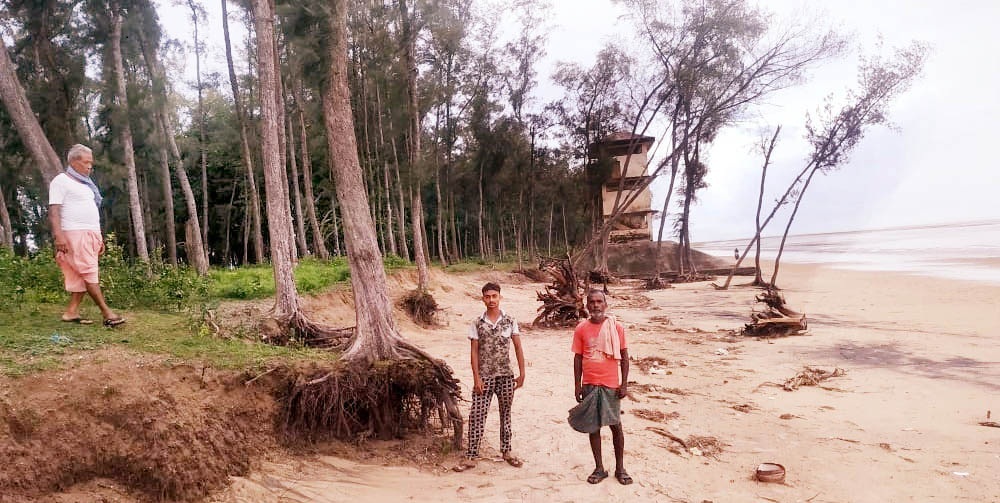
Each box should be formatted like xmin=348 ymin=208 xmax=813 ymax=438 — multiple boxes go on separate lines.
xmin=691 ymin=218 xmax=1000 ymax=246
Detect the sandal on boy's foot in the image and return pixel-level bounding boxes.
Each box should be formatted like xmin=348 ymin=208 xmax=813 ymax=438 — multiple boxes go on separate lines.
xmin=452 ymin=458 xmax=477 ymax=472
xmin=61 ymin=316 xmax=94 ymax=325
xmin=587 ymin=469 xmax=608 ymax=484
xmin=103 ymin=317 xmax=127 ymax=328
xmin=502 ymin=453 xmax=523 ymax=468
xmin=615 ymin=470 xmax=634 ymax=485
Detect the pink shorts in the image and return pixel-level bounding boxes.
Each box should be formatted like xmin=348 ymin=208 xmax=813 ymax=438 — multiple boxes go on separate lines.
xmin=55 ymin=230 xmax=102 ymax=292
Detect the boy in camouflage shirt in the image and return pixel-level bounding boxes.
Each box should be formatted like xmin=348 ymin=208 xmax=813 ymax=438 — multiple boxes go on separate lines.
xmin=455 ymin=282 xmax=525 ymax=471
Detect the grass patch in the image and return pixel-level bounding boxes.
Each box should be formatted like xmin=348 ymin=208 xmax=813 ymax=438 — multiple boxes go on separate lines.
xmin=0 ymin=245 xmax=426 ymax=377
xmin=208 ymin=256 xmax=412 ymax=299
xmin=442 ymin=259 xmax=518 ymax=273
xmin=0 ymin=303 xmax=332 ymax=377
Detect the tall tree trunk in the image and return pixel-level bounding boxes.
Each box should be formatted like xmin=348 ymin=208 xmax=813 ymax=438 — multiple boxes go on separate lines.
xmin=139 ymin=31 xmax=208 ymax=275
xmin=142 ymin=29 xmax=208 ymax=274
xmin=0 ymin=37 xmax=62 ymax=183
xmin=242 ymin=187 xmax=250 ymax=264
xmin=373 ymin=84 xmax=397 ymax=257
xmin=222 ymin=0 xmax=265 ymax=263
xmin=448 ymin=189 xmax=459 ymax=261
xmin=287 ymin=113 xmax=310 ymax=257
xmin=383 ymin=161 xmax=397 ymax=256
xmin=477 ymin=159 xmax=485 ymax=259
xmin=271 ymin=23 xmax=294 ymax=263
xmin=223 ymin=180 xmax=237 ymax=264
xmin=547 ymin=200 xmax=553 ymax=256
xmin=154 ymin=117 xmax=178 ymax=265
xmin=399 ymin=0 xmax=429 ymax=290
xmin=323 ymin=0 xmax=403 ymax=361
xmin=562 ymin=203 xmax=568 ymax=252
xmin=434 ymin=157 xmax=447 ymax=265
xmin=254 ymin=0 xmax=298 ymax=315
xmin=188 ymin=0 xmax=210 ymax=254
xmin=0 ymin=180 xmax=13 ymax=250
xmin=770 ymin=167 xmax=820 ymax=288
xmin=330 ymin=197 xmax=342 ymax=256
xmin=111 ymin=12 xmax=150 ymax=262
xmin=161 ymin=112 xmax=209 ymax=274
xmin=527 ymin=128 xmax=536 ymax=259
xmin=653 ymin=125 xmax=683 ymax=280
xmin=716 ymin=127 xmax=781 ymax=291
xmin=753 ymin=128 xmax=781 ymax=286
xmin=292 ymin=79 xmax=329 ymax=259
xmin=391 ymin=138 xmax=409 ymax=261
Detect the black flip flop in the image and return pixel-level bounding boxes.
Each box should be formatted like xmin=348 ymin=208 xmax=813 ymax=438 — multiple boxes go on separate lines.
xmin=615 ymin=470 xmax=634 ymax=485
xmin=587 ymin=469 xmax=608 ymax=484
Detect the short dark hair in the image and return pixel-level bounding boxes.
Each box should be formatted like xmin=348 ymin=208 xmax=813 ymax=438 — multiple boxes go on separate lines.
xmin=587 ymin=289 xmax=606 ymax=301
xmin=482 ymin=282 xmax=501 ymax=294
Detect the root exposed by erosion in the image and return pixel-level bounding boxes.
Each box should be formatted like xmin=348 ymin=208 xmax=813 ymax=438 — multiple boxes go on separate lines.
xmin=533 ymin=257 xmax=588 ymax=327
xmin=281 ymin=343 xmax=463 ymax=448
xmin=643 ymin=276 xmax=673 ymax=290
xmin=400 ymin=289 xmax=440 ymax=326
xmin=743 ymin=288 xmax=808 ymax=337
xmin=259 ymin=311 xmax=354 ymax=349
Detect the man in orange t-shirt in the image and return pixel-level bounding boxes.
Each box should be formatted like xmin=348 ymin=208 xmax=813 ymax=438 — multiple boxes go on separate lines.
xmin=571 ymin=289 xmax=632 ymax=485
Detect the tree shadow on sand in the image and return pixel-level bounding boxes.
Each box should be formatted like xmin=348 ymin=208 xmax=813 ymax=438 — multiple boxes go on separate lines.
xmin=803 ymin=342 xmax=1000 ymax=392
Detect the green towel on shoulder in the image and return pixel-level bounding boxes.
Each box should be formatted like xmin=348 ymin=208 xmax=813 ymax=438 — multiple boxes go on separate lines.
xmin=568 ymin=385 xmax=621 ymax=433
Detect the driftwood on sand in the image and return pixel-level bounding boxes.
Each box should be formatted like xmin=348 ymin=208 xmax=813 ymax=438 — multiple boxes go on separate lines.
xmin=743 ymin=288 xmax=807 ymax=337
xmin=533 ymin=257 xmax=588 ymax=327
xmin=757 ymin=366 xmax=846 ymax=392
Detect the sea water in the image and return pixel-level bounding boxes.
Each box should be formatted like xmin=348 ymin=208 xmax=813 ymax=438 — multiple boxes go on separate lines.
xmin=694 ymin=220 xmax=1000 ymax=285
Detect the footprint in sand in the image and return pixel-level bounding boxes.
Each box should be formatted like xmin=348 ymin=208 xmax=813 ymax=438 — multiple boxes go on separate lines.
xmin=538 ymin=471 xmax=563 ymax=481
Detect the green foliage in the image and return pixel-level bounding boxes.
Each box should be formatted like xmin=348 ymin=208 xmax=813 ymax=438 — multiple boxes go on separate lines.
xmin=442 ymin=258 xmax=517 ymax=273
xmin=0 ymin=302 xmax=331 ymax=377
xmin=209 ymin=256 xmax=356 ymax=299
xmin=0 ymin=236 xmax=209 ymax=312
xmin=382 ymin=254 xmax=410 ymax=270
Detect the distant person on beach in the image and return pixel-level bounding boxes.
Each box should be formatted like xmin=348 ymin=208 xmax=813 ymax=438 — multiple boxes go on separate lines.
xmin=49 ymin=144 xmax=125 ymax=328
xmin=568 ymin=289 xmax=633 ymax=485
xmin=734 ymin=247 xmax=740 ymax=260
xmin=454 ymin=282 xmax=525 ymax=472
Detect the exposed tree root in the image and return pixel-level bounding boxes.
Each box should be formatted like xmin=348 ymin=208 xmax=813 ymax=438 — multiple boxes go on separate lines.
xmin=280 ymin=341 xmax=463 ymax=448
xmin=643 ymin=276 xmax=673 ymax=290
xmin=533 ymin=257 xmax=589 ymax=327
xmin=400 ymin=289 xmax=440 ymax=326
xmin=742 ymin=288 xmax=807 ymax=337
xmin=258 ymin=311 xmax=354 ymax=348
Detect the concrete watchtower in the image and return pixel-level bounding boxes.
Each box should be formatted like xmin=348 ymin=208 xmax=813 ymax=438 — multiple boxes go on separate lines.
xmin=588 ymin=131 xmax=657 ymax=242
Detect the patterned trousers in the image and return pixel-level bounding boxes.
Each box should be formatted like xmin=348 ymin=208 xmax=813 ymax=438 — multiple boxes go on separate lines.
xmin=465 ymin=374 xmax=515 ymax=458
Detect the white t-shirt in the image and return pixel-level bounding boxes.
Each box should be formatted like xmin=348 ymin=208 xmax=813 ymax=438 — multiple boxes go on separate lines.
xmin=49 ymin=173 xmax=101 ymax=231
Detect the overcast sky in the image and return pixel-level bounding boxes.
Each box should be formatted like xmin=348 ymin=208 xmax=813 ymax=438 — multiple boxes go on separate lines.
xmin=540 ymin=0 xmax=1000 ymax=241
xmin=159 ymin=0 xmax=1000 ymax=242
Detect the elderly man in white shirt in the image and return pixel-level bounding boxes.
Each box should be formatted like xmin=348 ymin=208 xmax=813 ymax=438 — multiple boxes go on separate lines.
xmin=49 ymin=144 xmax=124 ymax=327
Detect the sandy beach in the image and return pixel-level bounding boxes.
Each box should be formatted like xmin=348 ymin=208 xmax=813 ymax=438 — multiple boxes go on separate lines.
xmin=208 ymin=261 xmax=1000 ymax=503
